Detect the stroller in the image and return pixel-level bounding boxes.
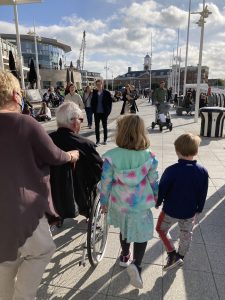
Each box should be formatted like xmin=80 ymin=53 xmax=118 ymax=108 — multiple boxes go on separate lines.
xmin=151 ymin=102 xmax=173 ymax=132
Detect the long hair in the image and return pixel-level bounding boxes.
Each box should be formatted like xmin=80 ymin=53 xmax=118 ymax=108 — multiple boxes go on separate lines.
xmin=116 ymin=114 xmax=150 ymax=150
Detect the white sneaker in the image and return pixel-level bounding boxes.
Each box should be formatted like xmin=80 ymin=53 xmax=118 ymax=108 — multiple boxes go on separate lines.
xmin=127 ymin=263 xmax=143 ymax=289
xmin=119 ymin=253 xmax=131 ymax=267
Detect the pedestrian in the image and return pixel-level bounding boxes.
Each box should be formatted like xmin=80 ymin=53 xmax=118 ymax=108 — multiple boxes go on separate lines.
xmin=42 ymin=86 xmax=57 ymax=107
xmin=82 ymin=85 xmax=93 ymax=129
xmin=0 ymin=70 xmax=79 ymax=299
xmin=64 ymin=83 xmax=84 ymax=109
xmin=120 ymin=84 xmax=131 ymax=115
xmin=155 ymin=133 xmax=208 ymax=271
xmin=91 ymin=79 xmax=112 ymax=145
xmin=100 ymin=114 xmax=159 ymax=289
xmin=153 ymin=81 xmax=167 ymax=105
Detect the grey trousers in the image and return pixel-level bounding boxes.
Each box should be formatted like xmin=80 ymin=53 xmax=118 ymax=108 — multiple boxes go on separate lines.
xmin=156 ymin=211 xmax=195 ymax=256
xmin=0 ymin=216 xmax=56 ymax=300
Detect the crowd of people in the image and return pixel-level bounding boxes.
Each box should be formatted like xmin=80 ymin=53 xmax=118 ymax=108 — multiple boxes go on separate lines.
xmin=0 ymin=70 xmax=209 ymax=298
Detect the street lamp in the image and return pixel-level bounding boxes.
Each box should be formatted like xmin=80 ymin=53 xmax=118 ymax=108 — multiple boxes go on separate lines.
xmin=183 ymin=0 xmax=192 ymax=97
xmin=149 ymin=32 xmax=152 ymax=102
xmin=192 ymin=2 xmax=212 ymax=123
xmin=0 ymin=0 xmax=42 ymax=89
xmin=104 ymin=61 xmax=110 ymax=90
xmin=27 ymin=24 xmax=41 ymax=90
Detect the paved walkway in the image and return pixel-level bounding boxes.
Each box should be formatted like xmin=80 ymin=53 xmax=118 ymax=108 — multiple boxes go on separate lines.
xmin=38 ymin=101 xmax=225 ymax=300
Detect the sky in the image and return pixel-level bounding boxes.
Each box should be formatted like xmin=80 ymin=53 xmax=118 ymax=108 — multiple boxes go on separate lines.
xmin=0 ymin=0 xmax=225 ymax=79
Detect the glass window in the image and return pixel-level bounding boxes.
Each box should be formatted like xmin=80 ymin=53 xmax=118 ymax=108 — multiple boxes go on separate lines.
xmin=43 ymin=81 xmax=51 ymax=88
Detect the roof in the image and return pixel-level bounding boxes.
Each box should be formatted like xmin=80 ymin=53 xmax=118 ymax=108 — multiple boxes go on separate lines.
xmin=116 ymin=69 xmax=170 ymax=79
xmin=1 ymin=34 xmax=71 ymax=53
xmin=0 ymin=0 xmax=41 ymax=4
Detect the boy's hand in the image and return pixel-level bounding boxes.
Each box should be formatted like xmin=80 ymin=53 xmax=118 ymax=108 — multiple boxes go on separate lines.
xmin=101 ymin=205 xmax=108 ymax=214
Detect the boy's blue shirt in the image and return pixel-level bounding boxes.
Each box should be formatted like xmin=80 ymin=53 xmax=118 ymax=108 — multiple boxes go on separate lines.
xmin=156 ymin=159 xmax=209 ymax=219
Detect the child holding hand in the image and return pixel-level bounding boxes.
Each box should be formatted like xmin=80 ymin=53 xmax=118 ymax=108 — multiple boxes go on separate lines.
xmin=99 ymin=115 xmax=158 ymax=289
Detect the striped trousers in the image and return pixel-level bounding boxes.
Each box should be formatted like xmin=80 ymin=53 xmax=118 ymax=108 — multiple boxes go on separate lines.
xmin=156 ymin=211 xmax=195 ymax=257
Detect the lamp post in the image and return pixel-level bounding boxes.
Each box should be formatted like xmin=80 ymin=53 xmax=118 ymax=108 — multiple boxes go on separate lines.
xmin=192 ymin=2 xmax=212 ymax=123
xmin=183 ymin=0 xmax=192 ymax=97
xmin=149 ymin=32 xmax=152 ymax=102
xmin=0 ymin=0 xmax=42 ymax=89
xmin=0 ymin=37 xmax=4 ymax=70
xmin=174 ymin=29 xmax=180 ymax=95
xmin=104 ymin=61 xmax=110 ymax=90
xmin=27 ymin=24 xmax=41 ymax=90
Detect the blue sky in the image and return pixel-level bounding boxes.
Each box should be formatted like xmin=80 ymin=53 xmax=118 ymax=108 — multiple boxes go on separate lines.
xmin=0 ymin=0 xmax=225 ymax=78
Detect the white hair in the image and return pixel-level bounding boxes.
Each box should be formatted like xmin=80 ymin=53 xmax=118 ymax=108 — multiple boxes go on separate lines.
xmin=56 ymin=102 xmax=82 ymax=128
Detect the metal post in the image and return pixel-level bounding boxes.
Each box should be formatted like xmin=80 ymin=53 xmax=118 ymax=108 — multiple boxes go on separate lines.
xmin=33 ymin=23 xmax=41 ymax=89
xmin=178 ymin=48 xmax=181 ymax=96
xmin=112 ymin=72 xmax=114 ymax=91
xmin=0 ymin=36 xmax=4 ymax=70
xmin=194 ymin=0 xmax=206 ymax=123
xmin=183 ymin=0 xmax=192 ymax=96
xmin=149 ymin=32 xmax=152 ymax=102
xmin=174 ymin=29 xmax=180 ymax=95
xmin=13 ymin=2 xmax=25 ymax=89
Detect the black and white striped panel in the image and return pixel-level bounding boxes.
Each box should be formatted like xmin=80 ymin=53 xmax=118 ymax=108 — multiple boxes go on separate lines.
xmin=200 ymin=109 xmax=225 ymax=137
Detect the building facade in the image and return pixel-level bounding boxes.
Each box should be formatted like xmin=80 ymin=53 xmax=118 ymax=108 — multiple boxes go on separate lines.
xmin=111 ymin=55 xmax=209 ymax=93
xmin=1 ymin=33 xmax=82 ymax=89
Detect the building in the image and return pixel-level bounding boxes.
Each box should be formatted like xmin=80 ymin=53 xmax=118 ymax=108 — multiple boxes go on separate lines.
xmin=1 ymin=33 xmax=82 ymax=89
xmin=0 ymin=36 xmax=18 ymax=70
xmin=81 ymin=70 xmax=102 ymax=88
xmin=111 ymin=54 xmax=209 ymax=92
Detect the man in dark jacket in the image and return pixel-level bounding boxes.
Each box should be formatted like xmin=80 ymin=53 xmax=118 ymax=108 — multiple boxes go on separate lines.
xmin=49 ymin=102 xmax=103 ymax=222
xmin=91 ymin=79 xmax=112 ymax=145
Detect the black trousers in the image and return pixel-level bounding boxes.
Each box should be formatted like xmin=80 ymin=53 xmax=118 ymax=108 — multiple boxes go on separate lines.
xmin=120 ymin=233 xmax=147 ymax=267
xmin=94 ymin=113 xmax=108 ymax=143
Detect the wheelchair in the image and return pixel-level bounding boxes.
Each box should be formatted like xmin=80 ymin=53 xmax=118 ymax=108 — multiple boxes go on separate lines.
xmin=79 ymin=189 xmax=109 ymax=267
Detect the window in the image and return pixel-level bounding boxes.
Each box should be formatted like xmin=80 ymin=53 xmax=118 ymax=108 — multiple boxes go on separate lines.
xmin=43 ymin=81 xmax=51 ymax=89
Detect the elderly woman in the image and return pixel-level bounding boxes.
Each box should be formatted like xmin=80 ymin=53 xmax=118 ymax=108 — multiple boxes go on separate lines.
xmin=0 ymin=71 xmax=79 ymax=300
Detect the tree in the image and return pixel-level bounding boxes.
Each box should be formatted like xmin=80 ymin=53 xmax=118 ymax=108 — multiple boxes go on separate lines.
xmin=71 ymin=70 xmax=74 ymax=83
xmin=28 ymin=58 xmax=37 ymax=89
xmin=70 ymin=61 xmax=73 ymax=69
xmin=66 ymin=68 xmax=70 ymax=83
xmin=9 ymin=50 xmax=18 ymax=79
xmin=59 ymin=58 xmax=62 ymax=70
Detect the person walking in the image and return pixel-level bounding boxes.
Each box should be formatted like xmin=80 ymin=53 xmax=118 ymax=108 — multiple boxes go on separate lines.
xmin=64 ymin=83 xmax=84 ymax=109
xmin=155 ymin=133 xmax=208 ymax=271
xmin=153 ymin=81 xmax=167 ymax=105
xmin=91 ymin=79 xmax=112 ymax=145
xmin=0 ymin=70 xmax=79 ymax=300
xmin=82 ymin=85 xmax=93 ymax=129
xmin=100 ymin=115 xmax=159 ymax=289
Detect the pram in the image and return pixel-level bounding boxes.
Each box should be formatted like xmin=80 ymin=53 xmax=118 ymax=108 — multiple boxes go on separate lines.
xmin=151 ymin=102 xmax=173 ymax=132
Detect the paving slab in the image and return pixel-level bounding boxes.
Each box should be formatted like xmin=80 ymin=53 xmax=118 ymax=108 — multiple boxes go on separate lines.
xmin=37 ymin=100 xmax=225 ymax=299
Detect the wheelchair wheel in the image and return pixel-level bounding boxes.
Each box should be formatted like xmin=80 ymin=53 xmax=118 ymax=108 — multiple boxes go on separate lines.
xmin=87 ymin=194 xmax=109 ymax=267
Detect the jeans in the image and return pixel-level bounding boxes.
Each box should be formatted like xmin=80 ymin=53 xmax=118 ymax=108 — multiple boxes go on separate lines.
xmin=85 ymin=107 xmax=93 ymax=126
xmin=94 ymin=113 xmax=108 ymax=143
xmin=120 ymin=233 xmax=147 ymax=267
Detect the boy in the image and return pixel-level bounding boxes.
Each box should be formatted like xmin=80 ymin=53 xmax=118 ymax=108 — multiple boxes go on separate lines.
xmin=155 ymin=133 xmax=208 ymax=271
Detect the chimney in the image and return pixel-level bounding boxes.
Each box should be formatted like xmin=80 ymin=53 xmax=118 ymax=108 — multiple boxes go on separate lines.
xmin=128 ymin=67 xmax=132 ymax=73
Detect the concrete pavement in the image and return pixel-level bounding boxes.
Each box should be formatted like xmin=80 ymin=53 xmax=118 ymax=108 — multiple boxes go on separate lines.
xmin=37 ymin=100 xmax=225 ymax=299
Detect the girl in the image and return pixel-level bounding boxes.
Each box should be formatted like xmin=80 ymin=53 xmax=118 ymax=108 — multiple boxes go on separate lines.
xmin=100 ymin=115 xmax=158 ymax=289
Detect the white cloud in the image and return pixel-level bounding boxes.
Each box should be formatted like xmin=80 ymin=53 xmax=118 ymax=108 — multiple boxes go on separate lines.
xmin=0 ymin=1 xmax=224 ymax=79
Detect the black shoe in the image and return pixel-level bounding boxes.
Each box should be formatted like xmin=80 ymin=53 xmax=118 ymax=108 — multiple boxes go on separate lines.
xmin=96 ymin=141 xmax=100 ymax=146
xmin=163 ymin=252 xmax=183 ymax=271
xmin=102 ymin=141 xmax=107 ymax=145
